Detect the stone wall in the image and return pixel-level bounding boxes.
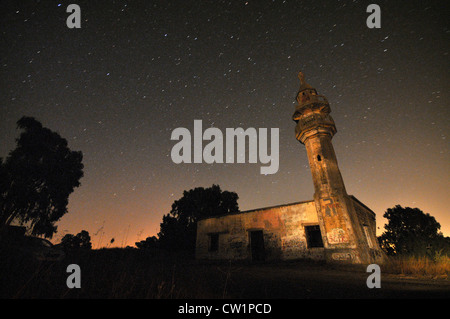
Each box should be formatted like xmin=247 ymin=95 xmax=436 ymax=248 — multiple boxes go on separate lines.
xmin=349 ymin=195 xmax=386 ymax=263
xmin=350 ymin=196 xmax=377 ymax=242
xmin=196 ymin=200 xmax=325 ymax=261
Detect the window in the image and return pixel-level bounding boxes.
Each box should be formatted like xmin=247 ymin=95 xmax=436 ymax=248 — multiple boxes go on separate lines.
xmin=209 ymin=233 xmax=219 ymax=252
xmin=305 ymin=225 xmax=324 ymax=248
xmin=317 ymin=155 xmax=322 ymax=161
xmin=363 ymin=226 xmax=374 ymax=248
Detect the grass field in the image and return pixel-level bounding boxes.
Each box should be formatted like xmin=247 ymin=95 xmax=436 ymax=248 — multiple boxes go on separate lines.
xmin=1 ymin=248 xmax=448 ymax=299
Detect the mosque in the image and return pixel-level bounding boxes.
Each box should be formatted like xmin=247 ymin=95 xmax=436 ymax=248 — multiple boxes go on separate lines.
xmin=195 ymin=73 xmax=385 ymax=264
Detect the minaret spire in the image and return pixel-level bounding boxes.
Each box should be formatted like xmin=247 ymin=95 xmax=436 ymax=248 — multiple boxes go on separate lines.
xmin=292 ymin=72 xmax=334 ymax=145
xmin=298 ymin=71 xmax=305 ymax=85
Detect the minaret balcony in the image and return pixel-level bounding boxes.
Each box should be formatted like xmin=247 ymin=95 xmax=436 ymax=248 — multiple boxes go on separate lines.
xmin=292 ymin=95 xmax=331 ymax=121
xmin=295 ymin=113 xmax=337 ymax=143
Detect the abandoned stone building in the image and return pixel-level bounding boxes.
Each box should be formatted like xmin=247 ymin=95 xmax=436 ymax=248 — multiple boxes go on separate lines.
xmin=196 ymin=72 xmax=385 ymax=264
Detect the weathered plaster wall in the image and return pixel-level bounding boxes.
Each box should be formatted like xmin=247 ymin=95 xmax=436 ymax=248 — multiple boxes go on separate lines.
xmin=350 ymin=196 xmax=386 ymax=263
xmin=196 ymin=200 xmax=325 ymax=261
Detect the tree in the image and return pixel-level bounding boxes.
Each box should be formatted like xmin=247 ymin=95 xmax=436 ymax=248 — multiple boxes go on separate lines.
xmin=76 ymin=230 xmax=92 ymax=249
xmin=135 ymin=236 xmax=159 ymax=250
xmin=158 ymin=184 xmax=239 ymax=251
xmin=0 ymin=116 xmax=84 ymax=238
xmin=378 ymin=205 xmax=448 ymax=257
xmin=60 ymin=230 xmax=92 ymax=251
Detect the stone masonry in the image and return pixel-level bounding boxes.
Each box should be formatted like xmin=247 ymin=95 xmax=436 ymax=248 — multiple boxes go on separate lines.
xmin=196 ymin=72 xmax=386 ymax=264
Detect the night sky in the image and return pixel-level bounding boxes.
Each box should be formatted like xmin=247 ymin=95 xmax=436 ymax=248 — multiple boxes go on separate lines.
xmin=1 ymin=0 xmax=448 ymax=248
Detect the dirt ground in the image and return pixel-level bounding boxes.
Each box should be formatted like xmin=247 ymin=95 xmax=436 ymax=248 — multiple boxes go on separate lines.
xmin=210 ymin=261 xmax=449 ymax=298
xmin=1 ymin=249 xmax=448 ymax=299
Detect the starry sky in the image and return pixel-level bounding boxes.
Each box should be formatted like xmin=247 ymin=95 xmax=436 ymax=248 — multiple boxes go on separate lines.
xmin=1 ymin=0 xmax=449 ymax=247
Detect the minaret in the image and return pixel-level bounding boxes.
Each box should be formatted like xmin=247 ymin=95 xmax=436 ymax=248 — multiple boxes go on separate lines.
xmin=293 ymin=72 xmax=373 ymax=264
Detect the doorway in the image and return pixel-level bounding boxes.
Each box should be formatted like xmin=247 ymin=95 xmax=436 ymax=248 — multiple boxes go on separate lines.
xmin=305 ymin=225 xmax=324 ymax=248
xmin=250 ymin=230 xmax=265 ymax=262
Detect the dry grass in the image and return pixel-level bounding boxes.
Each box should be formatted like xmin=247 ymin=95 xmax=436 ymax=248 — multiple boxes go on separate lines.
xmin=383 ymin=254 xmax=450 ymax=279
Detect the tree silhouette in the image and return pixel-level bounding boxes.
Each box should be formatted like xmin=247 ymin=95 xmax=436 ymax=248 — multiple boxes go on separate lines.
xmin=60 ymin=230 xmax=92 ymax=251
xmin=158 ymin=184 xmax=239 ymax=251
xmin=0 ymin=116 xmax=84 ymax=238
xmin=135 ymin=236 xmax=159 ymax=250
xmin=378 ymin=205 xmax=449 ymax=257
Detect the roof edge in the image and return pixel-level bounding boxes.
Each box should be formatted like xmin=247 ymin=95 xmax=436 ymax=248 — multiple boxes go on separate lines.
xmin=197 ymin=199 xmax=315 ymax=221
xmin=349 ymin=195 xmax=376 ymax=216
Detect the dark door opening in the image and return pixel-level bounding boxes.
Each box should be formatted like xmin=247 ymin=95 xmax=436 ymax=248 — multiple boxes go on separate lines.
xmin=250 ymin=230 xmax=265 ymax=262
xmin=209 ymin=233 xmax=219 ymax=252
xmin=305 ymin=225 xmax=324 ymax=248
